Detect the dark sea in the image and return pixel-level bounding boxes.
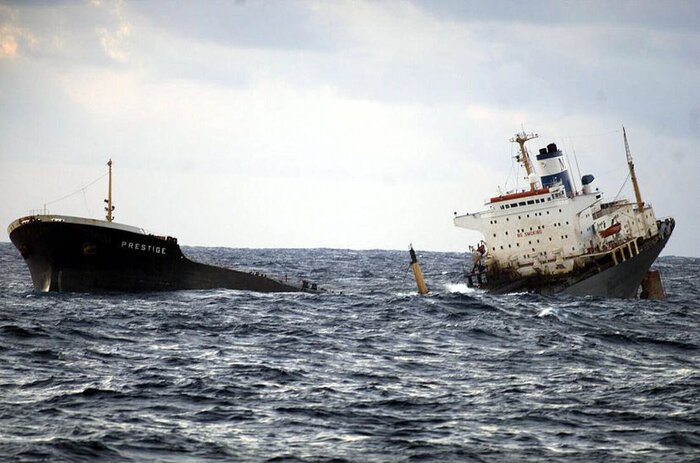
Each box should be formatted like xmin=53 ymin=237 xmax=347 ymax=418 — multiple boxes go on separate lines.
xmin=1 ymin=241 xmax=698 ymax=462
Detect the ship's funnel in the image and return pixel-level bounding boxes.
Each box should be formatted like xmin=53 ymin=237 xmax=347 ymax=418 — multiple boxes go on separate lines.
xmin=582 ymin=174 xmax=596 ymax=194
xmin=536 ymin=143 xmax=574 ymax=197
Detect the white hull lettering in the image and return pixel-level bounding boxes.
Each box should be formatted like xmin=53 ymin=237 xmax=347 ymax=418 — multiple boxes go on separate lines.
xmin=121 ymin=240 xmax=166 ymax=255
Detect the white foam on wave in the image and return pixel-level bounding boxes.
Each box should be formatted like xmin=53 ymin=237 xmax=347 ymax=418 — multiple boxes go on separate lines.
xmin=445 ymin=283 xmax=474 ymax=294
xmin=394 ymin=291 xmax=416 ymax=297
xmin=537 ymin=307 xmax=555 ymax=317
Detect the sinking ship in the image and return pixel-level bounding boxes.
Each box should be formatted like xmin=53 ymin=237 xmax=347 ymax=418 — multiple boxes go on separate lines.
xmin=8 ymin=161 xmax=321 ymax=293
xmin=453 ymin=129 xmax=674 ymax=298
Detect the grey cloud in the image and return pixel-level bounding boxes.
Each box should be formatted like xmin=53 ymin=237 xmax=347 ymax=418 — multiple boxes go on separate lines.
xmin=130 ymin=0 xmax=339 ymax=52
xmin=411 ymin=0 xmax=700 ymax=32
xmin=3 ymin=1 xmax=130 ymax=67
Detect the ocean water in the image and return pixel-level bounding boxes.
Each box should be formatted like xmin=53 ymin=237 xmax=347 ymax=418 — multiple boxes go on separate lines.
xmin=0 ymin=241 xmax=698 ymax=462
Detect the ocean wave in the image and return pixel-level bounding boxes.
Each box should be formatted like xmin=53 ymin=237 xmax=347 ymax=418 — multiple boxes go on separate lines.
xmin=0 ymin=244 xmax=697 ymax=462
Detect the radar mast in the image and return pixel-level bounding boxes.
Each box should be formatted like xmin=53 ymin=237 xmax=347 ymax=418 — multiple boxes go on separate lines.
xmin=510 ymin=131 xmax=539 ymax=191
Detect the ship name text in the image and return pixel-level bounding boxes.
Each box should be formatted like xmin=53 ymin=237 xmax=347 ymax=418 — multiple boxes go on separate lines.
xmin=121 ymin=241 xmax=167 ymax=255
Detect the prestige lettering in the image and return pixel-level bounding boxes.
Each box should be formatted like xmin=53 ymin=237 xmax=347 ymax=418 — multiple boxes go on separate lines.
xmin=121 ymin=241 xmax=166 ymax=255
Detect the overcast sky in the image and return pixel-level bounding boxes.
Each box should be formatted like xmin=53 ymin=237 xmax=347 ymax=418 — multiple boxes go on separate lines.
xmin=1 ymin=0 xmax=698 ymax=256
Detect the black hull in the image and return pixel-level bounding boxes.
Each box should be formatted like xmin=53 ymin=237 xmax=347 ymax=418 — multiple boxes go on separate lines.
xmin=8 ymin=216 xmax=313 ymax=293
xmin=472 ymin=219 xmax=675 ymax=298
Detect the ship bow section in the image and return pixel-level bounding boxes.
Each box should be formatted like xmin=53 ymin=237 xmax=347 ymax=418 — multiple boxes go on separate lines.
xmin=8 ymin=215 xmax=319 ymax=293
xmin=9 ymin=216 xmax=183 ymax=292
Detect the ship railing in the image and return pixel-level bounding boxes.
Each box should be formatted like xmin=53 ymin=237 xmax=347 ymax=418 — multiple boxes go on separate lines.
xmin=29 ymin=208 xmax=50 ymax=216
xmin=581 ymin=238 xmax=640 ymax=265
xmin=463 ymin=263 xmax=488 ymax=288
xmin=247 ymin=269 xmax=319 ymax=292
xmin=592 ymin=200 xmax=631 ymax=220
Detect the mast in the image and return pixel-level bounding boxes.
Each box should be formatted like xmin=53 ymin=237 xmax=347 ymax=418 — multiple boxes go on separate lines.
xmin=623 ymin=126 xmax=644 ymax=211
xmin=510 ymin=131 xmax=539 ymax=191
xmin=105 ymin=159 xmax=114 ymax=222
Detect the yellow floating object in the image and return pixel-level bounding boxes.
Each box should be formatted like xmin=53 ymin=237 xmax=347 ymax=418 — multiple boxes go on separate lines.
xmin=409 ymin=246 xmax=429 ymax=295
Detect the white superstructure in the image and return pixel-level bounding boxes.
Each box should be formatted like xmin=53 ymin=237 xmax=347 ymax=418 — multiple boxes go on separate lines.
xmin=454 ymin=132 xmax=660 ymax=279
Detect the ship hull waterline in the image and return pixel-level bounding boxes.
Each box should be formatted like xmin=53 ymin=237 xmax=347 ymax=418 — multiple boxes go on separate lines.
xmin=471 ymin=219 xmax=674 ymax=299
xmin=9 ymin=216 xmax=314 ymax=293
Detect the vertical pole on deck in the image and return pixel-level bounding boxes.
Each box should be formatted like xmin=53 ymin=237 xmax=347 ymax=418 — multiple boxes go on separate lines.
xmin=623 ymin=127 xmax=644 ymax=212
xmin=105 ymin=159 xmax=114 ymax=222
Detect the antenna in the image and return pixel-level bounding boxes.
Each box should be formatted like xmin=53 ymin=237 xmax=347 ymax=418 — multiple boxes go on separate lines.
xmin=510 ymin=130 xmax=539 ymax=191
xmin=623 ymin=127 xmax=644 ymax=211
xmin=569 ymin=137 xmax=583 ymax=194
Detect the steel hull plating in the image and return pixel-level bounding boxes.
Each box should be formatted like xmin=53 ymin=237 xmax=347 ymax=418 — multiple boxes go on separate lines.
xmin=560 ymin=234 xmax=669 ymax=298
xmin=9 ymin=216 xmax=306 ymax=293
xmin=483 ymin=220 xmax=674 ymax=298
